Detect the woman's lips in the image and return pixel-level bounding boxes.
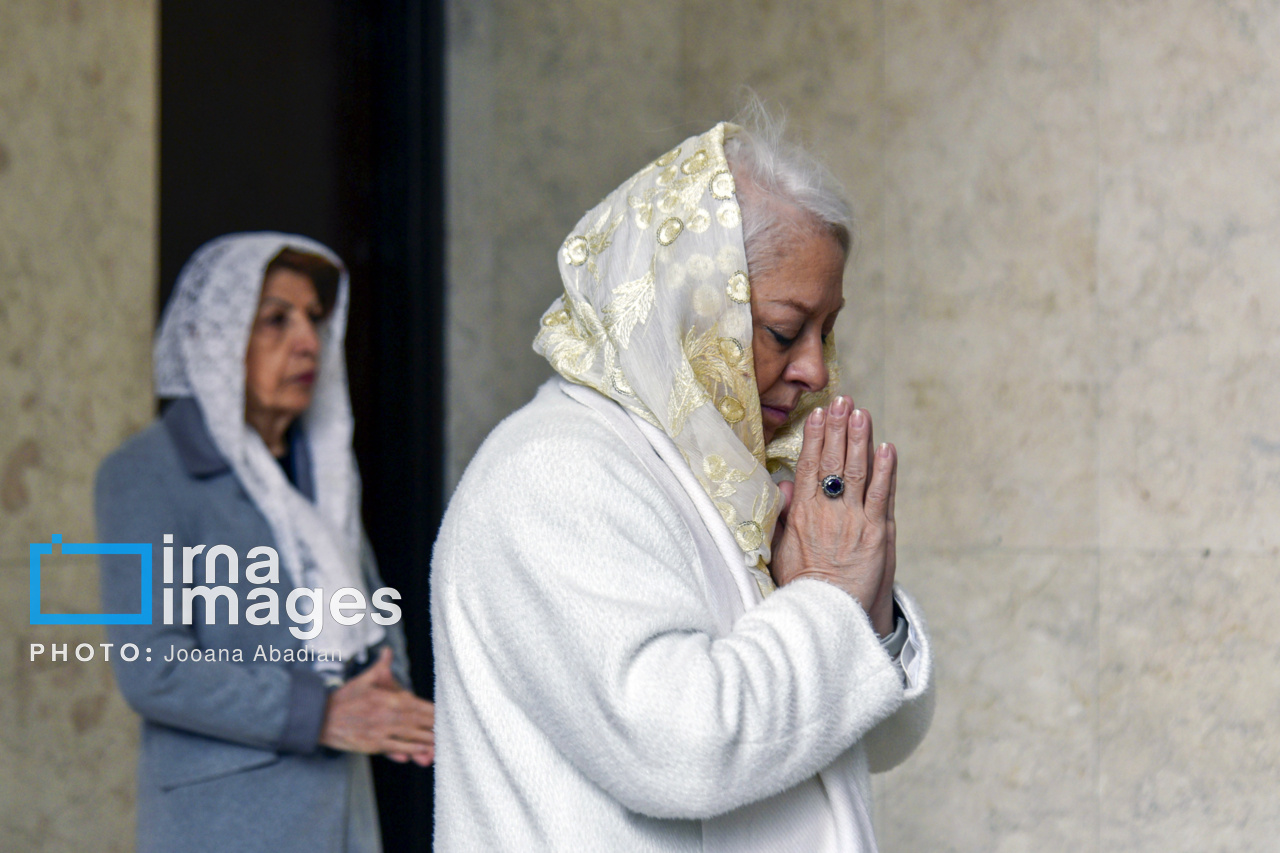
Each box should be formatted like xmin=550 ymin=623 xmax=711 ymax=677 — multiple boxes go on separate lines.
xmin=760 ymin=404 xmax=792 ymax=426
xmin=290 ymin=371 xmax=316 ymax=386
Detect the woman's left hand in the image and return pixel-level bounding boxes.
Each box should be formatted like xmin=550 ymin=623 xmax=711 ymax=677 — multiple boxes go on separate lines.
xmin=319 ymin=647 xmax=436 ymax=762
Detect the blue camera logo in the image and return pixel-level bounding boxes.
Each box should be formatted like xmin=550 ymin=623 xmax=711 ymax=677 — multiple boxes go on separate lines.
xmin=30 ymin=535 xmax=152 ymax=625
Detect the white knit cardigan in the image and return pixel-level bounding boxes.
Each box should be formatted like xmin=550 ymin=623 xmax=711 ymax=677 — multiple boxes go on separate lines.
xmin=431 ymin=380 xmax=935 ymax=851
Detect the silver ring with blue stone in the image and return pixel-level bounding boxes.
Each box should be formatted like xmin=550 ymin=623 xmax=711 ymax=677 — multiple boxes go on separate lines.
xmin=821 ymin=474 xmax=845 ymax=498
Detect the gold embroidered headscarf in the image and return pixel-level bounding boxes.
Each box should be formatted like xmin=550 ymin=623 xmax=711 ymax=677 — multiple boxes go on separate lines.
xmin=535 ymin=122 xmax=838 ymax=577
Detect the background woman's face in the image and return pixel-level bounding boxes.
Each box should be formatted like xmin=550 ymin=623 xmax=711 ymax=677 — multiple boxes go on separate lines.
xmin=244 ymin=268 xmax=324 ymax=424
xmin=750 ymin=229 xmax=845 ymax=444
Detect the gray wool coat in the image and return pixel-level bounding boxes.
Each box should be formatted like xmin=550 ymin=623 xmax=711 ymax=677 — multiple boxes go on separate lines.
xmin=96 ymin=399 xmax=412 ymax=853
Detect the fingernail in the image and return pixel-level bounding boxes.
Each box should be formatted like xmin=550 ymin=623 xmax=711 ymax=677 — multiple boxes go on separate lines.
xmin=878 ymin=442 xmax=891 ymax=457
xmin=852 ymin=408 xmax=866 ymax=428
xmin=810 ymin=407 xmax=825 ymax=426
xmin=832 ymin=396 xmax=848 ymax=416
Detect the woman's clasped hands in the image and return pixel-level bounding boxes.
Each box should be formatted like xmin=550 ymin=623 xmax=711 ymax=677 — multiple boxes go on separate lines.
xmin=770 ymin=396 xmax=898 ymax=637
xmin=319 ymin=647 xmax=436 ymax=766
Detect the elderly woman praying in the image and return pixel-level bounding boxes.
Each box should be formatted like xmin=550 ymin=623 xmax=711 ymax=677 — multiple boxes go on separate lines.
xmin=431 ymin=111 xmax=935 ymax=852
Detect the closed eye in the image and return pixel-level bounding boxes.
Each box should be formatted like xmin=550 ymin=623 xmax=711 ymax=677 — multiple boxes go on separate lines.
xmin=770 ymin=328 xmax=796 ymax=347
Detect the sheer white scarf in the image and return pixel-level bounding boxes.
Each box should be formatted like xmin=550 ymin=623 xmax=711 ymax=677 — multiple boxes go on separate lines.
xmin=535 ymin=123 xmax=838 ymax=591
xmin=154 ymin=232 xmax=383 ymax=663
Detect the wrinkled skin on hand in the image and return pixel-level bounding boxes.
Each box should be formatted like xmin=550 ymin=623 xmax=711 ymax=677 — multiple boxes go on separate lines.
xmin=320 ymin=647 xmax=436 ymax=766
xmin=769 ymin=395 xmax=897 ymax=636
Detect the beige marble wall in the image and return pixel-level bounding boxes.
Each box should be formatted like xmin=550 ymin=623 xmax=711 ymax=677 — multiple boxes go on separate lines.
xmin=1094 ymin=3 xmax=1280 ymax=849
xmin=0 ymin=0 xmax=155 ymax=849
xmin=875 ymin=2 xmax=1103 ymax=849
xmin=448 ymin=1 xmax=1280 ymax=848
xmin=446 ymin=0 xmax=686 ymax=485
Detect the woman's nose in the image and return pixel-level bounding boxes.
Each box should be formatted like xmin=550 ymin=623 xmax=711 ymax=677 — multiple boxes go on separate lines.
xmin=293 ymin=317 xmax=321 ymax=358
xmin=785 ymin=333 xmax=829 ymax=391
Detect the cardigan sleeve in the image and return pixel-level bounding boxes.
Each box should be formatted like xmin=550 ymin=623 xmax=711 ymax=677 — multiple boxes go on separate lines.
xmin=863 ymin=585 xmax=937 ymax=773
xmin=433 ymin=419 xmax=908 ymax=819
xmin=95 ymin=438 xmax=328 ymax=754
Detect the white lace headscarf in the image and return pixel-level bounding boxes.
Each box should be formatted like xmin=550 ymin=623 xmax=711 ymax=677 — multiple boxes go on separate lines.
xmin=154 ymin=232 xmax=383 ymax=662
xmin=535 ymin=123 xmax=838 ymax=586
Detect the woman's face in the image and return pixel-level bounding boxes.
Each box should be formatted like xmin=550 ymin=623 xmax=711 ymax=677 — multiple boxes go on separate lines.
xmin=750 ymin=228 xmax=845 ymax=445
xmin=244 ymin=268 xmax=325 ymax=427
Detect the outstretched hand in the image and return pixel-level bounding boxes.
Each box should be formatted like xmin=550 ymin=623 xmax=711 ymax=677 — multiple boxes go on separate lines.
xmin=319 ymin=647 xmax=435 ymax=765
xmin=770 ymin=395 xmax=898 ymax=636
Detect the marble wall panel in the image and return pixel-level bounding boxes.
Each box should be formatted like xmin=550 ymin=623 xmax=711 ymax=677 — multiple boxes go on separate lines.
xmin=0 ymin=569 xmax=138 ymax=852
xmin=0 ymin=0 xmax=156 ymax=556
xmin=446 ymin=0 xmax=685 ymax=487
xmin=884 ymin=0 xmax=1099 ymax=552
xmin=1098 ymin=0 xmax=1280 ymax=552
xmin=1100 ymin=550 xmax=1280 ymax=851
xmin=0 ymin=0 xmax=156 ymax=848
xmin=874 ymin=549 xmax=1099 ymax=852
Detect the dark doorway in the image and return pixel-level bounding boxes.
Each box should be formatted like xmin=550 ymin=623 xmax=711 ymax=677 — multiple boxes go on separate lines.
xmin=159 ymin=1 xmax=444 ymax=848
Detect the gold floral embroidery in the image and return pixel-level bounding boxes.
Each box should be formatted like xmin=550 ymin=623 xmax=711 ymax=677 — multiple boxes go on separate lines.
xmin=603 ymin=259 xmax=656 ymax=348
xmin=691 ymin=283 xmax=722 ymax=317
xmin=681 ymin=149 xmax=711 ymax=175
xmin=700 ymin=458 xmax=773 ymax=554
xmin=684 ymin=326 xmax=760 ymax=450
xmin=735 ymin=521 xmax=763 ymax=551
xmin=539 ymin=290 xmax=605 ymax=376
xmin=687 ymin=254 xmax=715 ymax=281
xmin=726 ymin=271 xmax=751 ymax=304
xmin=717 ymin=202 xmax=741 ymax=229
xmin=718 ymin=396 xmax=746 ymax=424
xmin=562 ymin=207 xmax=625 ymax=282
xmin=654 ymin=146 xmax=681 ymax=168
xmin=657 ymin=217 xmax=684 ymax=246
xmin=717 ymin=336 xmax=745 ymax=364
xmin=704 ymin=454 xmax=750 ymax=498
xmin=688 ymin=208 xmax=711 ymax=234
xmin=542 ymin=307 xmax=570 ymax=326
xmin=663 ymin=260 xmax=688 ymax=290
xmin=685 ymin=325 xmax=740 ymax=398
xmin=716 ymin=245 xmax=743 ymax=274
xmin=627 ymin=195 xmax=655 ymax=230
xmin=563 ymin=236 xmax=589 ymax=266
xmin=710 ymin=169 xmax=736 ymax=200
xmin=666 ymin=358 xmax=708 ymax=437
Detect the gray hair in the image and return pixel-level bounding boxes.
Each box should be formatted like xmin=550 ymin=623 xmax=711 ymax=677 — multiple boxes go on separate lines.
xmin=723 ymin=98 xmax=855 ymax=278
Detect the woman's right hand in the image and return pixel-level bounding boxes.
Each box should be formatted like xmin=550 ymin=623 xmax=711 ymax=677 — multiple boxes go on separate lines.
xmin=770 ymin=395 xmax=898 ymax=636
xmin=319 ymin=647 xmax=435 ymax=763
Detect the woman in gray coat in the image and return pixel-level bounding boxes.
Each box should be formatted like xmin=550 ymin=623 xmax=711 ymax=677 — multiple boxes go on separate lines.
xmin=96 ymin=233 xmax=434 ymax=853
